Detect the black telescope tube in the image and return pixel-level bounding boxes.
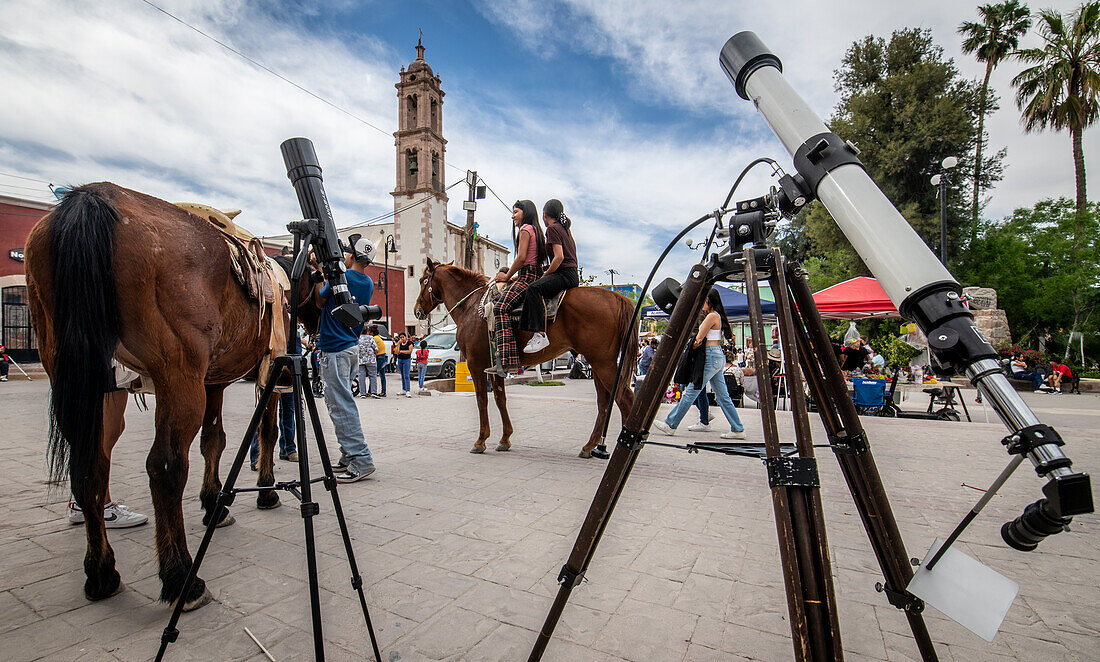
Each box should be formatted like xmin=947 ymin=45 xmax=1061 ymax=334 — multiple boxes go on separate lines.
xmin=720 ymin=32 xmax=1091 ymax=547
xmin=281 ymin=137 xmax=364 ymax=328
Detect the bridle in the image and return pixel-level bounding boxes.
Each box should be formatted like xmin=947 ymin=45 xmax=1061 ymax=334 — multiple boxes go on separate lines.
xmin=417 ymin=265 xmax=488 ymax=330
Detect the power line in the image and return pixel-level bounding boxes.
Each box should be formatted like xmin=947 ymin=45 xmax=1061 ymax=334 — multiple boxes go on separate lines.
xmin=137 ymin=0 xmax=391 ymax=138
xmin=340 ymin=179 xmax=464 ymax=230
xmin=0 ymin=171 xmax=51 ymax=184
xmin=480 ymin=180 xmax=512 ymax=213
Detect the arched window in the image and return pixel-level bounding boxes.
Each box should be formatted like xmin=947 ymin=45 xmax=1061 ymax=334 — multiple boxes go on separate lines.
xmin=406 ymin=94 xmax=418 ymax=129
xmin=431 ymin=152 xmax=440 ymax=192
xmin=405 ymin=149 xmax=418 ymax=189
xmin=430 ymin=97 xmax=439 ymax=132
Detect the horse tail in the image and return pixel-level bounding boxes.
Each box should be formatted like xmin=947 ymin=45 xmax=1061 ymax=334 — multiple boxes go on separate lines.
xmin=44 ymin=185 xmax=120 ymax=502
xmin=616 ymin=296 xmax=639 ymax=381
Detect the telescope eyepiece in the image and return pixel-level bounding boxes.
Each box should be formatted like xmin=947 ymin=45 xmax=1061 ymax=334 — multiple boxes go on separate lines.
xmin=1002 ymin=498 xmax=1071 ymax=552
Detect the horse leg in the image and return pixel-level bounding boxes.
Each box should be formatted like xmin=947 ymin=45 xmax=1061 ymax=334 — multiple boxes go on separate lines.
xmin=255 ymin=393 xmax=281 ymax=509
xmin=147 ymin=377 xmax=211 ymax=610
xmin=491 ymin=375 xmax=513 ymax=451
xmin=470 ymin=372 xmax=491 ymax=454
xmin=81 ymin=391 xmax=127 ymax=600
xmin=581 ymin=370 xmax=614 ymax=458
xmin=198 ymin=385 xmax=235 ymax=528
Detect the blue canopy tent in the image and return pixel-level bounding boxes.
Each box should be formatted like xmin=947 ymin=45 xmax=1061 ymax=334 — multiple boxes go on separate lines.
xmin=639 ymin=284 xmax=775 ymax=321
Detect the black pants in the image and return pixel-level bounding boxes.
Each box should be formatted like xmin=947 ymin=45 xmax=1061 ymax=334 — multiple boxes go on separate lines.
xmin=519 ymin=267 xmax=579 ymax=333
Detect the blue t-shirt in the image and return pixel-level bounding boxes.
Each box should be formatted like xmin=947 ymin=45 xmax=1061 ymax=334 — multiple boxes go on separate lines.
xmin=317 ymin=269 xmax=374 ymax=353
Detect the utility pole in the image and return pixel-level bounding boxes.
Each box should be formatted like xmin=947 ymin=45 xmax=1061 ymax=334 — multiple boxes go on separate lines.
xmin=463 ymin=170 xmax=477 ymax=270
xmin=607 ymin=268 xmax=619 ymax=291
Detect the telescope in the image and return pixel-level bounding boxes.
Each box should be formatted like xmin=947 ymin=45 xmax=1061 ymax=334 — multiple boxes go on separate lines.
xmin=719 ymin=32 xmax=1091 ymax=549
xmin=281 ymin=137 xmax=381 ymax=328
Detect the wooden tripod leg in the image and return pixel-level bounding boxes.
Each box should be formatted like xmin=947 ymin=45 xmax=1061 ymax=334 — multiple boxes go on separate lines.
xmin=528 ymin=264 xmax=712 ymax=662
xmin=743 ymin=248 xmax=840 ymax=662
xmin=786 ymin=263 xmax=939 ymax=662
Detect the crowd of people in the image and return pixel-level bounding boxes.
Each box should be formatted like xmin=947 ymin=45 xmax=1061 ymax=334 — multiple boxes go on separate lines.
xmin=1009 ymin=354 xmax=1075 ymax=394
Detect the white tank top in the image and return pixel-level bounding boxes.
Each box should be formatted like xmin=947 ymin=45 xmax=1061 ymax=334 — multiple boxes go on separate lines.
xmin=706 ymin=328 xmax=722 ymax=341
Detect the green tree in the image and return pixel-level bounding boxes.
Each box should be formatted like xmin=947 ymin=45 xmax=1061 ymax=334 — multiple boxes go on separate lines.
xmin=959 ymin=1 xmax=1032 ymax=237
xmin=795 ymin=28 xmax=1003 ymax=284
xmin=1012 ymin=2 xmax=1100 ymax=248
xmin=959 ymin=198 xmax=1099 ymax=354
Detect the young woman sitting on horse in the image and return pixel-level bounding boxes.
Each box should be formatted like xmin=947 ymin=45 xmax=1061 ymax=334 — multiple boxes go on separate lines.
xmin=486 ymin=199 xmax=546 ymax=376
xmin=519 ymin=198 xmax=579 ymax=354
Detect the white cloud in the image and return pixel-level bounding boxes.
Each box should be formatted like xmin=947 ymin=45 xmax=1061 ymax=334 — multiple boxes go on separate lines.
xmin=2 ymin=0 xmax=1094 ymax=294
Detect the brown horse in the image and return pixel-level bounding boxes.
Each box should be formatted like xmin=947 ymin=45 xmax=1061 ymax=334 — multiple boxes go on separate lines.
xmin=25 ymin=182 xmax=296 ymax=610
xmin=413 ymin=258 xmax=637 ymax=457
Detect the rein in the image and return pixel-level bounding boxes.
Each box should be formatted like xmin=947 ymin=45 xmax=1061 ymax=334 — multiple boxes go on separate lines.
xmin=423 ymin=275 xmax=489 ymax=332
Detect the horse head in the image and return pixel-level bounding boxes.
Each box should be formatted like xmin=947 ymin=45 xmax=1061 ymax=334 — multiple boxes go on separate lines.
xmin=414 ymin=257 xmax=446 ymax=320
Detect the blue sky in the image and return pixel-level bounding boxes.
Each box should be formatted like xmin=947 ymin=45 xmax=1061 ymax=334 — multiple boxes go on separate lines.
xmin=1 ymin=0 xmax=1091 ymax=285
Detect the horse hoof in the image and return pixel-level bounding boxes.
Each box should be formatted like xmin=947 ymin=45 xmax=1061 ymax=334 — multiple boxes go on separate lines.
xmin=85 ymin=577 xmax=124 ymax=602
xmin=470 ymin=446 xmax=486 ymax=454
xmin=215 ymin=513 xmax=235 ymax=528
xmin=578 ymin=450 xmax=592 ymax=459
xmin=256 ymin=492 xmax=281 ymax=510
xmin=495 ymin=443 xmax=511 ymax=452
xmin=181 ymin=587 xmax=214 ymax=612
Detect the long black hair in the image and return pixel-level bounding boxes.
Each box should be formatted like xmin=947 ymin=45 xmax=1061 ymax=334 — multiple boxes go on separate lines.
xmin=512 ymin=199 xmax=546 ymax=274
xmin=705 ymin=288 xmax=733 ymax=340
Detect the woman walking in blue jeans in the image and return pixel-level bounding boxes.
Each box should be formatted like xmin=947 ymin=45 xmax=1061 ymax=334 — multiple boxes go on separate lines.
xmin=395 ymin=333 xmax=414 ymax=397
xmin=653 ymin=288 xmax=745 ymax=439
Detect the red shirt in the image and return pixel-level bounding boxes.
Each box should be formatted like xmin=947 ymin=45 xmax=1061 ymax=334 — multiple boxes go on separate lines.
xmin=1054 ymin=364 xmax=1073 ymax=377
xmin=415 ymin=348 xmax=429 ymax=365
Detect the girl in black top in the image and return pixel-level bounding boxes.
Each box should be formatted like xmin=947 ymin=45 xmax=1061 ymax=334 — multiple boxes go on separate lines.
xmin=395 ymin=333 xmax=415 ymax=397
xmin=519 ymin=199 xmax=580 ymax=353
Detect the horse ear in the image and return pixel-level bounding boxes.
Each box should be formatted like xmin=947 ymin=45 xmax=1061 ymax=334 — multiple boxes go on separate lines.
xmin=445 ymin=260 xmax=454 ymax=266
xmin=425 ymin=257 xmax=438 ymax=269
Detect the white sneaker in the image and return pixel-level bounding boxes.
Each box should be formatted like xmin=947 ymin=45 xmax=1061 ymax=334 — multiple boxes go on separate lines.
xmin=523 ymin=333 xmax=550 ymax=353
xmin=405 ymin=392 xmax=413 ymax=398
xmin=652 ymin=420 xmax=675 ymax=436
xmin=721 ymin=430 xmax=746 ymax=440
xmin=68 ymin=501 xmax=149 ymax=528
xmin=687 ymin=422 xmax=712 ymax=432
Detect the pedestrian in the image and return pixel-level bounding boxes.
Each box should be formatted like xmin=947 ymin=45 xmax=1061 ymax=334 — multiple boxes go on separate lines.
xmin=638 ymin=337 xmax=658 ymax=376
xmin=0 ymin=342 xmax=9 ymax=381
xmin=363 ymin=325 xmax=380 ymax=395
xmin=395 ymin=332 xmax=414 ymax=397
xmin=1010 ymin=354 xmax=1044 ymax=393
xmin=311 ymin=237 xmax=377 ymax=483
xmin=374 ymin=327 xmax=389 ymax=396
xmin=520 ymin=199 xmax=580 ymax=354
xmin=653 ymin=288 xmax=746 ymax=439
xmin=1047 ymin=360 xmax=1073 ymax=393
xmin=416 ymin=339 xmax=430 ymax=390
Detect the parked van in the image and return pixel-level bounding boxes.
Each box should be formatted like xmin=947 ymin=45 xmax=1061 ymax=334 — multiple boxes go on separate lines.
xmin=422 ymin=330 xmax=461 ymax=379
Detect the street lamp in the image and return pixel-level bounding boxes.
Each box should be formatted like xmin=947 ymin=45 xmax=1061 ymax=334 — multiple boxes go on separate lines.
xmin=606 ymin=268 xmax=619 ymax=290
xmin=383 ymin=235 xmax=397 ymax=330
xmin=930 ymin=156 xmax=958 ymax=264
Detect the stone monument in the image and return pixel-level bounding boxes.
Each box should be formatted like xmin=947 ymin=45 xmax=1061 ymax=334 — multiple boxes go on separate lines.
xmin=963 ymin=286 xmax=1012 ymax=346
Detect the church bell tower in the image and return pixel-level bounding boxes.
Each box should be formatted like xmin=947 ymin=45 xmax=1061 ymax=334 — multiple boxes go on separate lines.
xmin=392 ymin=36 xmax=448 ymax=331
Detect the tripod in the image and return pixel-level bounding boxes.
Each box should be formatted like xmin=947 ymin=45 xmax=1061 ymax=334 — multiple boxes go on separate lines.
xmin=155 ymin=227 xmax=382 ymax=662
xmin=529 ymin=231 xmax=938 ymax=660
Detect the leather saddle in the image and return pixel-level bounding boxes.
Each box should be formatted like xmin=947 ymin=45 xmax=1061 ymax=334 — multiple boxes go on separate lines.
xmin=484 ymin=285 xmax=569 ymax=324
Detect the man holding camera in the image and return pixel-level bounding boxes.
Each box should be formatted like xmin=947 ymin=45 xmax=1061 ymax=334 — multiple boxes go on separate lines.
xmin=313 ymin=237 xmax=378 ymax=483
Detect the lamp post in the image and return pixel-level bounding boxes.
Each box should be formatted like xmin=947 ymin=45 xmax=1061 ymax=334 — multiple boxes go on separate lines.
xmin=606 ymin=268 xmax=619 ymax=291
xmin=383 ymin=234 xmax=397 ymax=330
xmin=929 ymin=156 xmax=958 ymax=264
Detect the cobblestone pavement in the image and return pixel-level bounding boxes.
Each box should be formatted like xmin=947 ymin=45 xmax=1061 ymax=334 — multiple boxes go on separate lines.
xmin=1 ymin=377 xmax=1097 ymax=661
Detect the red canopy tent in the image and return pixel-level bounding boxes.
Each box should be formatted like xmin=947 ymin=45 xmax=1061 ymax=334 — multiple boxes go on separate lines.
xmin=811 ymin=276 xmax=899 ymax=319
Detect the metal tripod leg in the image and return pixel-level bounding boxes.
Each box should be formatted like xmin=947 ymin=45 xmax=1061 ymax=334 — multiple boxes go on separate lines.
xmin=744 ymin=248 xmax=842 ymax=661
xmin=786 ymin=264 xmax=938 ymax=662
xmin=528 ymin=263 xmax=712 ymax=661
xmin=154 ymin=354 xmax=382 ymax=662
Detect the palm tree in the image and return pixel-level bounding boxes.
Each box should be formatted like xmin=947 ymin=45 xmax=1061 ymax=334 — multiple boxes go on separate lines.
xmin=959 ymin=1 xmax=1031 ymax=237
xmin=1012 ymin=1 xmax=1100 ymax=251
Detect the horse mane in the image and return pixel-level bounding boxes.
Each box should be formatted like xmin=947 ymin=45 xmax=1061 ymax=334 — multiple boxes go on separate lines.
xmin=435 ymin=263 xmax=490 ymax=286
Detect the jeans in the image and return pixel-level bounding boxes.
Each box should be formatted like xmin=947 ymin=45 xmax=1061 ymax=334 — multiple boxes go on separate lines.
xmin=1014 ymin=370 xmax=1044 ymax=391
xmin=397 ymin=357 xmax=412 ymax=392
xmin=693 ymin=390 xmax=710 ymax=425
xmin=376 ymin=355 xmax=388 ymax=394
xmin=320 ymin=346 xmax=374 ymax=472
xmin=249 ymin=391 xmax=297 ymax=467
xmin=417 ymin=363 xmax=427 ymax=388
xmin=665 ymin=346 xmax=743 ymax=432
xmin=363 ymin=356 xmax=379 ymax=394
xmin=519 ymin=267 xmax=580 ymax=333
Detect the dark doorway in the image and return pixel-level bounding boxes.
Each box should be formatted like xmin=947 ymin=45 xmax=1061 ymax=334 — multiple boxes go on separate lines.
xmin=2 ymin=285 xmax=38 ymax=362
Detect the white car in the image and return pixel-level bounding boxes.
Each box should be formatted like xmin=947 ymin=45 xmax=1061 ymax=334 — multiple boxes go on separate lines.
xmin=422 ymin=331 xmax=461 ymax=379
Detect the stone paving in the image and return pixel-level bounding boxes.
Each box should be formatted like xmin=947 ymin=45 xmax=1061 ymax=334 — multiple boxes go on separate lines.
xmin=0 ymin=376 xmax=1097 ymax=661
